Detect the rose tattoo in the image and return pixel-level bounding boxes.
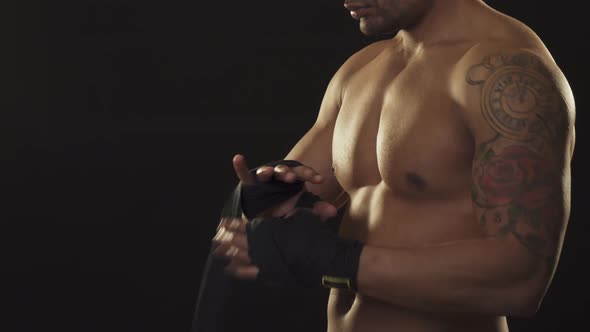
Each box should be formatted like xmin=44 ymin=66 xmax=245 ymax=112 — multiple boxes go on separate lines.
xmin=478 ymin=146 xmax=555 ymax=209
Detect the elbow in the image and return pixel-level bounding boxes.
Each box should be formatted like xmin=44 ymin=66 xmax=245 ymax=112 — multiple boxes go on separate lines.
xmin=511 ymin=296 xmax=542 ymax=318
xmin=502 ymin=240 xmax=553 ymax=318
xmin=508 ymin=280 xmax=549 ymax=318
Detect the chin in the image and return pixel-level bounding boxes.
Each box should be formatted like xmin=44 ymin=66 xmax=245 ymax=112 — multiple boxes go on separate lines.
xmin=359 ymin=17 xmax=398 ymax=37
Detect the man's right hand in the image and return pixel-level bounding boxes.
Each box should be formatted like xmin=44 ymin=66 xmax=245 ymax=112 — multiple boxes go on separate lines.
xmin=210 ymin=154 xmax=339 ymax=280
xmin=232 ymin=154 xmax=337 ymax=220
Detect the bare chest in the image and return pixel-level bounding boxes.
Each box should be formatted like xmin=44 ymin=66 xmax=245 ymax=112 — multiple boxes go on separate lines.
xmin=332 ymin=56 xmax=474 ymax=199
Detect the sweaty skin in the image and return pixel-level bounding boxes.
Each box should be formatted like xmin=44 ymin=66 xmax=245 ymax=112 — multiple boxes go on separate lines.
xmin=283 ymin=1 xmax=575 ymax=331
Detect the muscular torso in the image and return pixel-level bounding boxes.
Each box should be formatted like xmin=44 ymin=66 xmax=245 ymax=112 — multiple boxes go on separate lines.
xmin=326 ymin=35 xmax=525 ymax=332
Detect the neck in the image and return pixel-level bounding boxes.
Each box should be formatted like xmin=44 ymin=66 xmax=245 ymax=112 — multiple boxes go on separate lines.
xmin=396 ymin=0 xmax=484 ymax=48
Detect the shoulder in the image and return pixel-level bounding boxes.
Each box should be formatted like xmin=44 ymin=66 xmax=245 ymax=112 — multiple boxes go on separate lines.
xmin=449 ymin=42 xmax=575 ymax=159
xmin=451 ymin=42 xmax=575 ymax=119
xmin=332 ymin=39 xmax=391 ymax=83
xmin=449 ymin=7 xmax=575 ymax=112
xmin=324 ymin=39 xmax=392 ymax=104
xmin=345 ymin=39 xmax=392 ymax=63
xmin=451 ymin=41 xmax=575 ymax=128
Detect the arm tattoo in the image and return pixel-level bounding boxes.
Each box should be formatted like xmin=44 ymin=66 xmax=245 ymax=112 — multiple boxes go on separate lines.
xmin=466 ymin=53 xmax=569 ymax=264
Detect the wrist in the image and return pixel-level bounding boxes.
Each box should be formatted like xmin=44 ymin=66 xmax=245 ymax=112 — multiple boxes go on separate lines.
xmin=318 ymin=236 xmax=364 ymax=291
xmin=240 ymin=159 xmax=305 ymax=219
xmin=247 ymin=208 xmax=364 ymax=290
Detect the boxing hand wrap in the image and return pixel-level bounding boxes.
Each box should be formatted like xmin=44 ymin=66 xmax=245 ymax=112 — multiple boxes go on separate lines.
xmin=240 ymin=160 xmax=308 ymax=219
xmin=293 ymin=191 xmax=322 ymax=209
xmin=246 ymin=208 xmax=364 ymax=290
xmin=191 ymin=160 xmax=329 ymax=332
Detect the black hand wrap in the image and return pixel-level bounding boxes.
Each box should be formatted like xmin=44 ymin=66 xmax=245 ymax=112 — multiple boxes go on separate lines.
xmin=191 ymin=159 xmax=343 ymax=332
xmin=240 ymin=160 xmax=321 ymax=218
xmin=246 ymin=208 xmax=364 ymax=290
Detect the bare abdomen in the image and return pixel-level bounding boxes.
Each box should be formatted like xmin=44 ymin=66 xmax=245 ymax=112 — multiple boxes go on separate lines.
xmin=339 ymin=182 xmax=481 ymax=248
xmin=327 ymin=183 xmax=507 ymax=332
xmin=328 ymin=290 xmax=509 ymax=332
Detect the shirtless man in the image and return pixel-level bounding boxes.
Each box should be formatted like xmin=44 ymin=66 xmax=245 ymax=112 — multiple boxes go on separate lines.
xmin=212 ymin=0 xmax=576 ymax=331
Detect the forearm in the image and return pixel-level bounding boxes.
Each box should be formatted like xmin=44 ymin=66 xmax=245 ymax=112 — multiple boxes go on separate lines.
xmin=356 ymin=235 xmax=550 ymax=317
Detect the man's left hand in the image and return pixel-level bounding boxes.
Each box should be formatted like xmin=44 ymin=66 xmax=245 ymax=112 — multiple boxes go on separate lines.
xmin=212 ymin=215 xmax=259 ymax=279
xmin=212 ymin=203 xmax=338 ymax=280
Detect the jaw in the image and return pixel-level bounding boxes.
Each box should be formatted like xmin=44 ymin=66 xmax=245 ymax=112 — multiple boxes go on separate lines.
xmin=359 ymin=15 xmax=400 ymax=37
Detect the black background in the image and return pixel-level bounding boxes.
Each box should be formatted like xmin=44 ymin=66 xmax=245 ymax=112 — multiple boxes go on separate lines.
xmin=9 ymin=1 xmax=588 ymax=331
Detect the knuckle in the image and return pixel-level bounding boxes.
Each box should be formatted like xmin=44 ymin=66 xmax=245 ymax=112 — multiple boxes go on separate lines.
xmin=226 ymin=246 xmax=239 ymax=257
xmin=220 ymin=230 xmax=234 ymax=243
xmin=228 ymin=218 xmax=241 ymax=230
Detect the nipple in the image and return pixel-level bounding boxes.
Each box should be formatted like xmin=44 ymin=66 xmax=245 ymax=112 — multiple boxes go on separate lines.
xmin=406 ymin=172 xmax=427 ymax=191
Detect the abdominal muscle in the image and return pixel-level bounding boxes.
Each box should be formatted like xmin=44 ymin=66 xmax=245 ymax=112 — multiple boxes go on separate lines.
xmin=326 ymin=182 xmax=509 ymax=332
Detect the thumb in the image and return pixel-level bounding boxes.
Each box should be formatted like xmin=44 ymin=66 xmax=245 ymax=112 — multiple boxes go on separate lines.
xmin=233 ymin=154 xmax=256 ymax=185
xmin=312 ymin=201 xmax=338 ymax=222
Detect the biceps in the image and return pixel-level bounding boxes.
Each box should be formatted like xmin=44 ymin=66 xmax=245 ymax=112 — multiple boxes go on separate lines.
xmin=284 ymin=124 xmax=345 ymax=205
xmin=470 ymin=139 xmax=566 ymax=263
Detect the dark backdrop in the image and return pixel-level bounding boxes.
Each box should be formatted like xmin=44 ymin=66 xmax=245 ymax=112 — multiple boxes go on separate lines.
xmin=9 ymin=1 xmax=588 ymax=331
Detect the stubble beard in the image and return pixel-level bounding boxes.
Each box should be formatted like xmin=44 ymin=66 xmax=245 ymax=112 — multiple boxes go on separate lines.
xmin=359 ymin=16 xmax=400 ymax=38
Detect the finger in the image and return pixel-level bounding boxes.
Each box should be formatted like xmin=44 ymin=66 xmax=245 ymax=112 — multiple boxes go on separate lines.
xmin=228 ymin=218 xmax=247 ymax=234
xmin=313 ymin=201 xmax=338 ymax=221
xmin=230 ymin=247 xmax=252 ymax=265
xmin=225 ymin=262 xmax=259 ymax=280
xmin=214 ymin=245 xmax=252 ymax=265
xmin=292 ymin=166 xmax=324 ymax=184
xmin=212 ymin=226 xmax=233 ymax=244
xmin=255 ymin=166 xmax=274 ymax=182
xmin=216 ymin=216 xmax=233 ymax=231
xmin=212 ymin=226 xmax=249 ymax=250
xmin=269 ymin=190 xmax=305 ymax=217
xmin=272 ymin=165 xmax=297 ymax=183
xmin=229 ymin=231 xmax=249 ymax=248
xmin=217 ymin=217 xmax=247 ymax=233
xmin=233 ymin=154 xmax=255 ymax=185
xmin=212 ymin=240 xmax=233 ymax=257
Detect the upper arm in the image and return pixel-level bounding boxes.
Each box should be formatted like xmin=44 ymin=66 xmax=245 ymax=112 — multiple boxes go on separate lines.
xmin=453 ymin=47 xmax=575 ymax=272
xmin=284 ymin=66 xmax=347 ymax=207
